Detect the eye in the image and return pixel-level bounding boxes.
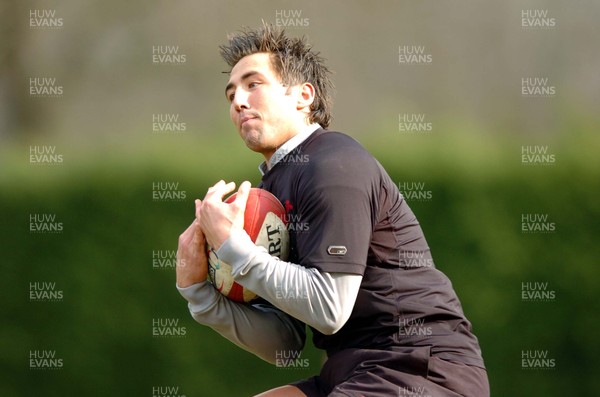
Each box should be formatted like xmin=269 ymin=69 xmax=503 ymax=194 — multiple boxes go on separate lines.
xmin=248 ymin=81 xmax=260 ymax=89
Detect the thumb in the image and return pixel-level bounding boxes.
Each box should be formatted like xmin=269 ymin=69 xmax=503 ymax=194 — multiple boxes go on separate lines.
xmin=191 ymin=219 xmax=205 ymax=247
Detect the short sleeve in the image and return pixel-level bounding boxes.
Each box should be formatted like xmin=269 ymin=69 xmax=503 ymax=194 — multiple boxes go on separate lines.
xmin=294 ymin=137 xmax=377 ymax=275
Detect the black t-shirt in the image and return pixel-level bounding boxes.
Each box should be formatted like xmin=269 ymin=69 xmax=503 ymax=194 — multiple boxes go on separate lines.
xmin=259 ymin=129 xmax=485 ymax=368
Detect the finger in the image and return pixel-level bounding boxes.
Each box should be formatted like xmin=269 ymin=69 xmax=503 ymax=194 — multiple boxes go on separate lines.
xmin=211 ymin=180 xmax=225 ymax=189
xmin=195 ymin=199 xmax=202 ymax=220
xmin=204 ymin=180 xmax=225 ymax=199
xmin=220 ymin=181 xmax=237 ymax=199
xmin=232 ymin=181 xmax=252 ymax=211
xmin=205 ymin=180 xmax=236 ymax=202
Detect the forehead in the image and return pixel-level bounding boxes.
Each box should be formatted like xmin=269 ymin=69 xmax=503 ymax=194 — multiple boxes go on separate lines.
xmin=227 ymin=53 xmax=277 ymax=85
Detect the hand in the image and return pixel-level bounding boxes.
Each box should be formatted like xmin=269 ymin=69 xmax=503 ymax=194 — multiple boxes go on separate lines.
xmin=199 ymin=180 xmax=251 ymax=251
xmin=176 ymin=199 xmax=208 ymax=288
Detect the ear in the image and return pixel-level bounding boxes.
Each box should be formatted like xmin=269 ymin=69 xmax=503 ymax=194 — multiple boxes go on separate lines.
xmin=296 ymin=82 xmax=315 ymax=113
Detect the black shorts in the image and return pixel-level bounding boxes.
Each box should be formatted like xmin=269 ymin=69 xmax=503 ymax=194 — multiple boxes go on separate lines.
xmin=292 ymin=347 xmax=489 ymax=397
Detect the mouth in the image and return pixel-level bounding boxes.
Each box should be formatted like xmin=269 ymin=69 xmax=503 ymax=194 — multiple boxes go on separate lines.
xmin=240 ymin=114 xmax=259 ymax=127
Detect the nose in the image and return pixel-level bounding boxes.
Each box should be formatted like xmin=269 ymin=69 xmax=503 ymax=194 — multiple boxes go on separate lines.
xmin=232 ymin=88 xmax=249 ymax=111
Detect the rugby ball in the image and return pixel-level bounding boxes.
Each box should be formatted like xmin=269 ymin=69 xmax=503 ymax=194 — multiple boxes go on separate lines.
xmin=207 ymin=188 xmax=289 ymax=302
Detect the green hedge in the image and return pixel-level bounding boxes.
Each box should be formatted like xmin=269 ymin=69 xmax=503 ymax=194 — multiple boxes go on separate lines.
xmin=1 ymin=140 xmax=599 ymax=396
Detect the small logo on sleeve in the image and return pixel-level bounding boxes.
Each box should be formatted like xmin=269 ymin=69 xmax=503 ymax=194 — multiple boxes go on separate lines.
xmin=327 ymin=246 xmax=347 ymax=256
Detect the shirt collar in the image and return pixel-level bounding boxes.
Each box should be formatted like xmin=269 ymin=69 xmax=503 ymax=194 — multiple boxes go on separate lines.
xmin=258 ymin=123 xmax=321 ymax=175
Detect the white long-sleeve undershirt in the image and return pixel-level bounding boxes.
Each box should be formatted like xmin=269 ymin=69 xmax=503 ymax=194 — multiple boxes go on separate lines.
xmin=177 ymin=229 xmax=362 ymax=363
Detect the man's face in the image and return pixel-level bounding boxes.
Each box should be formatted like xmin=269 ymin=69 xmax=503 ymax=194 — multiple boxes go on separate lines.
xmin=225 ymin=52 xmax=302 ymax=159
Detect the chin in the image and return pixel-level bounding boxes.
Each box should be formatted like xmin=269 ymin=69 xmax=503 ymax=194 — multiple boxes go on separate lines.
xmin=245 ymin=142 xmax=263 ymax=153
xmin=243 ymin=137 xmax=277 ymax=157
xmin=242 ymin=136 xmax=264 ymax=152
xmin=240 ymin=128 xmax=263 ymax=148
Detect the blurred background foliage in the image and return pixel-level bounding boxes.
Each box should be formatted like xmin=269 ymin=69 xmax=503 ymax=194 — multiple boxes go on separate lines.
xmin=1 ymin=0 xmax=599 ymax=396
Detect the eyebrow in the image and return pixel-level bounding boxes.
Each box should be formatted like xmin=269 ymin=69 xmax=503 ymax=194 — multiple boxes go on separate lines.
xmin=225 ymin=71 xmax=262 ymax=96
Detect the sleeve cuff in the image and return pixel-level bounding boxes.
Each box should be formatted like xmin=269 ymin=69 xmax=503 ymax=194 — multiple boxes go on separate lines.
xmin=176 ymin=281 xmax=218 ymax=314
xmin=216 ymin=229 xmax=264 ymax=277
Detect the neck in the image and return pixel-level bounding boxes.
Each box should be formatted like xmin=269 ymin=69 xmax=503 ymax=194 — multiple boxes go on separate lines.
xmin=264 ymin=150 xmax=276 ymax=164
xmin=262 ymin=119 xmax=315 ymax=163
